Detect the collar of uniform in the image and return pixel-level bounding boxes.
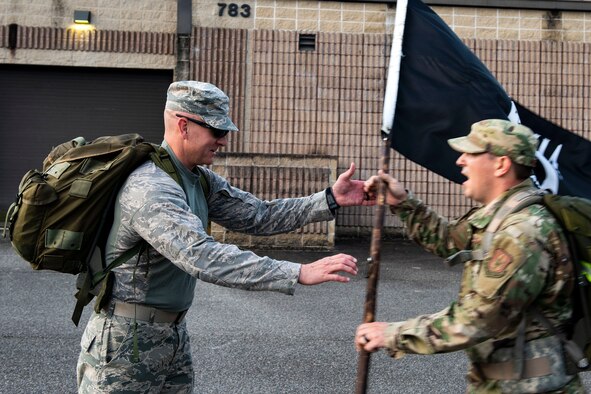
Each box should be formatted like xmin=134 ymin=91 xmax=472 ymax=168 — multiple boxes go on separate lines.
xmin=161 ymin=140 xmax=204 ymax=186
xmin=467 ymin=178 xmax=536 ymax=229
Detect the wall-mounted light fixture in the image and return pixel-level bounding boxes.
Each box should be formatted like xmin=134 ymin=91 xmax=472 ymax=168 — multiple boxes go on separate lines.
xmin=74 ymin=10 xmax=91 ymax=24
xmin=70 ymin=10 xmax=95 ymax=33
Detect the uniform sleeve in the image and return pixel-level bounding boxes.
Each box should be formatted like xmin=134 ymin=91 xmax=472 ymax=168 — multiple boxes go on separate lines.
xmin=383 ymin=217 xmax=551 ymax=356
xmin=203 ymin=168 xmax=335 ymax=235
xmin=124 ymin=168 xmax=301 ymax=294
xmin=392 ymin=192 xmax=474 ymax=259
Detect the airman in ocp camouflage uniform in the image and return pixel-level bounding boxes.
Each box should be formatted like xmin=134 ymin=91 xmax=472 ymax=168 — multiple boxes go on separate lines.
xmin=76 ymin=81 xmax=375 ymax=393
xmin=356 ymin=119 xmax=585 ymax=393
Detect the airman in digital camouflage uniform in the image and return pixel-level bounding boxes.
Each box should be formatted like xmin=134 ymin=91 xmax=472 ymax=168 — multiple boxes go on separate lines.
xmin=355 ymin=119 xmax=584 ymax=393
xmin=77 ymin=81 xmax=374 ymax=393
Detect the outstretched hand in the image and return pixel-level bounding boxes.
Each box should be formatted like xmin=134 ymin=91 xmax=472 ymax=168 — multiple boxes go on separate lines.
xmin=332 ymin=163 xmax=376 ymax=207
xmin=298 ymin=253 xmax=358 ymax=285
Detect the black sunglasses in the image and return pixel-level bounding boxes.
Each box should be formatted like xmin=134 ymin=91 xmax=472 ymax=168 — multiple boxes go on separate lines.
xmin=176 ymin=114 xmax=230 ymax=139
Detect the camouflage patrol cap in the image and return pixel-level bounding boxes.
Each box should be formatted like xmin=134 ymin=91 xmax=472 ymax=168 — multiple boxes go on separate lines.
xmin=448 ymin=119 xmax=538 ymax=167
xmin=165 ymin=81 xmax=238 ymax=132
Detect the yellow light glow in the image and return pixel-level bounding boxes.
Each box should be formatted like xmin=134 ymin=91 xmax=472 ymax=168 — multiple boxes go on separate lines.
xmin=68 ymin=24 xmax=96 ymax=33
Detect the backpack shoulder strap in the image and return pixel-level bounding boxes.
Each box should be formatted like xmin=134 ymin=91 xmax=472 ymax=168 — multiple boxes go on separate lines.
xmin=150 ymin=145 xmax=182 ymax=186
xmin=479 ymin=190 xmax=545 ymax=258
xmin=195 ymin=166 xmax=210 ymax=197
xmin=445 ymin=189 xmax=545 ymax=266
xmin=71 ymin=243 xmax=145 ymax=326
xmin=149 ymin=144 xmax=211 ymax=198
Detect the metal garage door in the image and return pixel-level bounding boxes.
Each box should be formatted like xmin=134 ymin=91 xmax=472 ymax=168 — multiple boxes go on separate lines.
xmin=0 ymin=64 xmax=173 ymax=215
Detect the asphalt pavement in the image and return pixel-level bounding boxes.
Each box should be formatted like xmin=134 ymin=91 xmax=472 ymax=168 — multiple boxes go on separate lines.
xmin=1 ymin=237 xmax=589 ymax=393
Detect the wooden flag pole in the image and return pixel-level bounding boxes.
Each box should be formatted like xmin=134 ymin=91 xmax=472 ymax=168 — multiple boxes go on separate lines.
xmin=355 ymin=1 xmax=408 ymax=393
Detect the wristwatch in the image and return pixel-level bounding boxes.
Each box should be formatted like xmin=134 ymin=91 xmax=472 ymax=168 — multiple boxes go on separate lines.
xmin=325 ymin=187 xmax=341 ymax=214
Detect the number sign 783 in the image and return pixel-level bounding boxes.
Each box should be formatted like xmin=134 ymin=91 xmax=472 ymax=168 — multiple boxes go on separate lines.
xmin=218 ymin=3 xmax=251 ymax=18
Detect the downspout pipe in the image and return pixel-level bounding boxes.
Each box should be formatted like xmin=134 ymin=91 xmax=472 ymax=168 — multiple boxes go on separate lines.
xmin=175 ymin=0 xmax=192 ymax=81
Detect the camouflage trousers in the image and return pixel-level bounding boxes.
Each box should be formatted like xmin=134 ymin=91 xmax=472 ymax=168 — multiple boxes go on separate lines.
xmin=466 ymin=336 xmax=586 ymax=393
xmin=77 ymin=310 xmax=193 ymax=393
xmin=466 ymin=376 xmax=585 ymax=394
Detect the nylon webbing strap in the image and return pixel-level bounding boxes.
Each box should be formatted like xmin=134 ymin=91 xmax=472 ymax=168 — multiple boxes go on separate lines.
xmin=195 ymin=166 xmax=210 ymax=197
xmin=71 ymin=242 xmax=145 ymax=326
xmin=531 ymin=306 xmax=589 ymax=369
xmin=444 ymin=250 xmax=472 ymax=266
xmin=513 ymin=315 xmax=527 ymax=379
xmin=445 ymin=191 xmax=544 ymax=267
xmin=150 ymin=147 xmax=182 ymax=186
xmin=92 ymin=243 xmax=145 ymax=285
xmin=444 ymin=249 xmax=485 ymax=266
xmin=150 ymin=147 xmax=210 ymax=233
xmin=479 ymin=190 xmax=544 ymax=257
xmin=477 ymin=356 xmax=552 ymax=380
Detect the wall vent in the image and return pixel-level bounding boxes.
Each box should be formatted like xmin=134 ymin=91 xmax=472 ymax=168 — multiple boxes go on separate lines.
xmin=298 ymin=33 xmax=316 ymax=51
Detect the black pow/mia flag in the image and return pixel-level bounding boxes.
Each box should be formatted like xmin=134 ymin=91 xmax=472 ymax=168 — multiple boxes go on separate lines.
xmin=390 ymin=0 xmax=591 ymax=199
xmin=513 ymin=102 xmax=591 ymax=199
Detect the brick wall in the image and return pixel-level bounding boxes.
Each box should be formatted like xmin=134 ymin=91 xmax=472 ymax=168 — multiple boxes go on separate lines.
xmin=2 ymin=1 xmax=591 ymax=42
xmin=1 ymin=1 xmax=590 ymax=245
xmin=209 ymin=152 xmax=338 ymax=249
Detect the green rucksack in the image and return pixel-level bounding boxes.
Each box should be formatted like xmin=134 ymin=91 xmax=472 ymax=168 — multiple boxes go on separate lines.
xmin=476 ymin=190 xmax=591 ymax=373
xmin=3 ymin=134 xmax=186 ymax=325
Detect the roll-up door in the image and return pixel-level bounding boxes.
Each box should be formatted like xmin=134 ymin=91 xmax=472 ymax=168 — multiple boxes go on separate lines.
xmin=0 ymin=64 xmax=173 ymax=214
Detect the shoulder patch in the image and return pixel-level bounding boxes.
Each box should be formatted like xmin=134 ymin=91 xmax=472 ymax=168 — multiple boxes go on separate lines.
xmin=486 ymin=248 xmax=513 ymax=277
